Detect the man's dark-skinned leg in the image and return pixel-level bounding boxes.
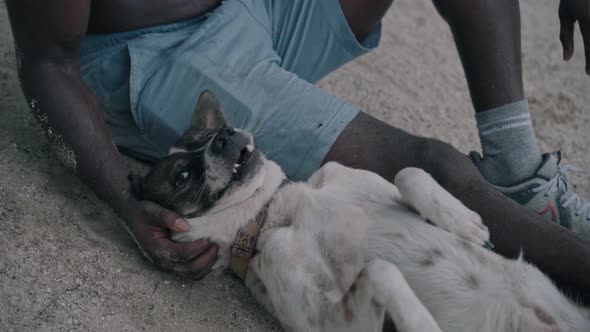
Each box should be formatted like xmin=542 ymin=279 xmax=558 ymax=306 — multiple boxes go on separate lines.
xmin=433 ymin=1 xmax=549 ymax=189
xmin=333 ymin=0 xmax=590 ymax=296
xmin=325 ymin=112 xmax=590 ymax=301
xmin=342 ymin=0 xmax=539 ymax=186
xmin=432 ymin=0 xmax=525 ymax=111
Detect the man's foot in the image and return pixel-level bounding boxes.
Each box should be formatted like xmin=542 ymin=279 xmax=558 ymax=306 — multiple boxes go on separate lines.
xmin=471 ymin=151 xmax=590 ymax=236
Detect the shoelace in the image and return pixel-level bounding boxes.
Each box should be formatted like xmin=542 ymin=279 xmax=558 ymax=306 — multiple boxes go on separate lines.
xmin=532 ymin=164 xmax=590 ymax=220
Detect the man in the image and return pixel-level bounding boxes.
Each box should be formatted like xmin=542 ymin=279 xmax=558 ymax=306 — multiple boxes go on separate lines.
xmin=5 ymin=0 xmax=590 ymax=295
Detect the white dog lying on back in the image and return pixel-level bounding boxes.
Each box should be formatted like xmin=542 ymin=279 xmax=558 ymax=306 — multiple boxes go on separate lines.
xmin=133 ymin=91 xmax=590 ymax=332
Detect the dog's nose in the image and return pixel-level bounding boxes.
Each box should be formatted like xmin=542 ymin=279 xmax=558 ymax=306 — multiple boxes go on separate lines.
xmin=212 ymin=126 xmax=235 ymax=152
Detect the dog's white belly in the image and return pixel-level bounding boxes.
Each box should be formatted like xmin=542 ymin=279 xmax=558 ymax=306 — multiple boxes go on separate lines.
xmin=237 ymin=162 xmax=589 ymax=331
xmin=289 ymin=199 xmax=577 ymax=331
xmin=367 ymin=212 xmax=518 ymax=331
xmin=373 ymin=207 xmax=590 ymax=331
xmin=286 ymin=171 xmax=588 ymax=332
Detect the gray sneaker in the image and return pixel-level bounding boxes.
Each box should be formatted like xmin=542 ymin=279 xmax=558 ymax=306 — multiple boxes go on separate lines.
xmin=471 ymin=151 xmax=590 ymax=236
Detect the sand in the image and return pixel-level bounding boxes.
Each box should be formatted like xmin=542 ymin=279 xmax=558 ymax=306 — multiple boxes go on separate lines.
xmin=1 ymin=0 xmax=588 ymax=331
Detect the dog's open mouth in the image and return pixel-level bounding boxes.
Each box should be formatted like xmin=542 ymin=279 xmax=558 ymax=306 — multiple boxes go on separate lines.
xmin=232 ymin=144 xmax=255 ymax=179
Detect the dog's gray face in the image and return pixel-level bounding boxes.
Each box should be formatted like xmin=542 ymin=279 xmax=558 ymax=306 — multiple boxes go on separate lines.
xmin=134 ymin=91 xmax=264 ymax=217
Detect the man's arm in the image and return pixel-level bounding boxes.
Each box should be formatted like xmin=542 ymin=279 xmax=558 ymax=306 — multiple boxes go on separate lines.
xmin=5 ymin=0 xmax=217 ymax=277
xmin=7 ymin=0 xmax=132 ymax=213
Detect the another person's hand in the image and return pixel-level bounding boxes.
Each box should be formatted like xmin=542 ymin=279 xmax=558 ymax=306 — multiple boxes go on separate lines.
xmin=122 ymin=198 xmax=218 ymax=279
xmin=559 ymin=0 xmax=590 ymax=74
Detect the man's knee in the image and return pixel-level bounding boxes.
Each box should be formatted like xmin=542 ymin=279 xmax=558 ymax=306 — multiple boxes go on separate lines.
xmin=324 ymin=111 xmax=485 ymax=193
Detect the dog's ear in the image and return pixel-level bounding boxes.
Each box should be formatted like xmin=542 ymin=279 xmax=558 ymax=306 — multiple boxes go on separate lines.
xmin=192 ymin=90 xmax=227 ymax=130
xmin=128 ymin=171 xmax=145 ymax=200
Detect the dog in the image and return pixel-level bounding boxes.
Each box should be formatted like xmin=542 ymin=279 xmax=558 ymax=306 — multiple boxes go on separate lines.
xmin=132 ymin=91 xmax=590 ymax=331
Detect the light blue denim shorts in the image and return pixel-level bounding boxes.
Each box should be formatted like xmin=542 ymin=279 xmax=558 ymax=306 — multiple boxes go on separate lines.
xmin=80 ymin=0 xmax=380 ymax=180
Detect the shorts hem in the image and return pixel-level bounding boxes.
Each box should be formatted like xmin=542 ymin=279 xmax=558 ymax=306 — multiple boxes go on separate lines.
xmin=292 ymin=104 xmax=359 ymax=180
xmin=318 ymin=0 xmax=382 ymax=57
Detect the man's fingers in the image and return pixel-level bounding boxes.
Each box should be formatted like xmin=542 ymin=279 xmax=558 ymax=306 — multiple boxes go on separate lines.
xmin=165 ymin=244 xmax=219 ymax=279
xmin=560 ymin=14 xmax=576 ymax=61
xmin=144 ymin=202 xmax=190 ymax=232
xmin=157 ymin=208 xmax=189 ymax=232
xmin=580 ymin=21 xmax=590 ymax=75
xmin=187 ymin=245 xmax=219 ymax=280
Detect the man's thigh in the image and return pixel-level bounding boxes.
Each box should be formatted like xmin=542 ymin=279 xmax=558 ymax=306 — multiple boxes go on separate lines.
xmin=146 ymin=58 xmax=360 ymax=181
xmin=80 ymin=0 xmax=360 ymax=180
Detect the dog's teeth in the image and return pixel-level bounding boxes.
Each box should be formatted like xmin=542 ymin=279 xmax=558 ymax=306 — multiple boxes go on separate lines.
xmin=234 ymin=163 xmax=241 ymax=168
xmin=246 ymin=144 xmax=254 ymax=152
xmin=233 ymin=168 xmax=237 ymax=174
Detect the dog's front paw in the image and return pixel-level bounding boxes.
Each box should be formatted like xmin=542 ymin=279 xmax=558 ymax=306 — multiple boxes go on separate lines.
xmin=444 ymin=210 xmax=492 ymax=249
xmin=395 ymin=167 xmax=492 ymax=249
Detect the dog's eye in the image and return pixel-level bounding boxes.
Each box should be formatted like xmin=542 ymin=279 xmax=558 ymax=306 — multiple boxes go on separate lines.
xmin=175 ymin=170 xmax=191 ymax=188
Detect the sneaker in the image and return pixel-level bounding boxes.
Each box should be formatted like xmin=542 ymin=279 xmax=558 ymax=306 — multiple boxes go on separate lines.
xmin=471 ymin=151 xmax=590 ymax=236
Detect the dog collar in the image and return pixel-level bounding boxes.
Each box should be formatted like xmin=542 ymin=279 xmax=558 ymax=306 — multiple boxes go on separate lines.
xmin=229 ymin=179 xmax=290 ymax=280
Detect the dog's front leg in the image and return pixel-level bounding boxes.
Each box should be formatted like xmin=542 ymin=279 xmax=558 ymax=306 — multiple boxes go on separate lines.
xmin=171 ymin=215 xmax=237 ymax=244
xmin=394 ymin=167 xmax=491 ymax=247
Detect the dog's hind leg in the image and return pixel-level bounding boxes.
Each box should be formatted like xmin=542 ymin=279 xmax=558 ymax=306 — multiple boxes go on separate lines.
xmin=363 ymin=259 xmax=441 ymax=332
xmin=394 ymin=167 xmax=490 ymax=246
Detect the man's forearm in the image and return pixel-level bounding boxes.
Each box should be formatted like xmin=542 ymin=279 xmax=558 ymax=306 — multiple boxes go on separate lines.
xmin=19 ymin=61 xmax=134 ymax=215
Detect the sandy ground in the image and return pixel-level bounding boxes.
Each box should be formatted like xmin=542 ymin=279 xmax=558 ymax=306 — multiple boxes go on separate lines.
xmin=1 ymin=0 xmax=589 ymax=331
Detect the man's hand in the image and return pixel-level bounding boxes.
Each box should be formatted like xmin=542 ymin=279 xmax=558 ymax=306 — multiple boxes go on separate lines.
xmin=559 ymin=0 xmax=590 ymax=74
xmin=125 ymin=199 xmax=219 ymax=279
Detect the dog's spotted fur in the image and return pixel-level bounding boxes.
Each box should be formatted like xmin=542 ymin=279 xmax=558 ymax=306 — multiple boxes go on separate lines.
xmin=137 ymin=91 xmax=590 ymax=332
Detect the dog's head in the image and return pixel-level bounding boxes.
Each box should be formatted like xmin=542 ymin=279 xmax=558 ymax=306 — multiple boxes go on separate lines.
xmin=132 ymin=91 xmax=269 ymax=217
